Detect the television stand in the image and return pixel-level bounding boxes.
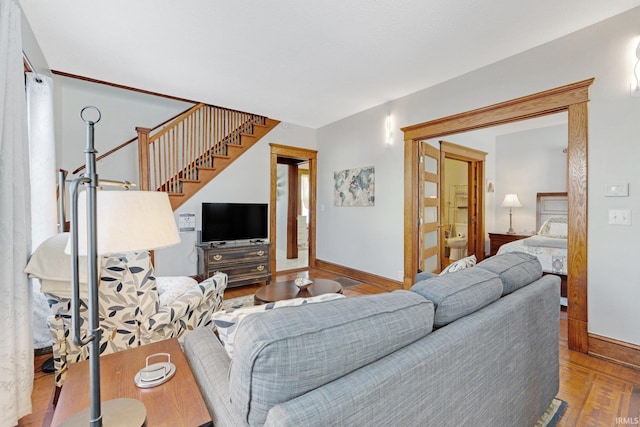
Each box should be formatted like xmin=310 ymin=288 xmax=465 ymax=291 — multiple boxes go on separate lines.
xmin=197 ymin=241 xmax=271 ymax=288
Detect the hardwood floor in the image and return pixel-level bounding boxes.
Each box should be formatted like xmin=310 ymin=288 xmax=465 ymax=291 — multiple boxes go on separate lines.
xmin=19 ymin=267 xmax=639 ymax=426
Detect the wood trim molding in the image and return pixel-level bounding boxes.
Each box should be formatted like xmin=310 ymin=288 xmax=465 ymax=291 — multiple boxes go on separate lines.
xmin=402 ymin=78 xmax=594 ymax=353
xmin=401 ymin=79 xmax=594 ymax=141
xmin=439 ymin=140 xmax=487 ymax=160
xmin=589 ymin=333 xmax=640 ymax=370
xmin=52 ymin=70 xmax=200 ymax=105
xmin=270 ymin=144 xmax=318 ymax=276
xmin=315 ymin=259 xmax=403 ymax=291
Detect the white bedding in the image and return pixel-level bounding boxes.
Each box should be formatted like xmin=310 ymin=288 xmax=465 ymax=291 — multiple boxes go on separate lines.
xmin=522 ymin=235 xmax=567 ymax=249
xmin=497 ymin=236 xmax=567 ymax=275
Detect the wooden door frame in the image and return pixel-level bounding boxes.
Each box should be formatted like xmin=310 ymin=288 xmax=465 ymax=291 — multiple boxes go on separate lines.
xmin=439 ymin=141 xmax=487 ymax=268
xmin=270 ymin=144 xmax=318 ymax=274
xmin=402 ymin=78 xmax=593 ymax=353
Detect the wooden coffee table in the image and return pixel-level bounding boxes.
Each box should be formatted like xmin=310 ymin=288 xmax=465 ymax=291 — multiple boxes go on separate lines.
xmin=254 ymin=278 xmax=343 ymax=304
xmin=50 ymin=338 xmax=212 ymax=427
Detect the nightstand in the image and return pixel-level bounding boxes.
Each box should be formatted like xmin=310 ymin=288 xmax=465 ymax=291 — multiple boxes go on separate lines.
xmin=488 ymin=233 xmax=529 ymax=256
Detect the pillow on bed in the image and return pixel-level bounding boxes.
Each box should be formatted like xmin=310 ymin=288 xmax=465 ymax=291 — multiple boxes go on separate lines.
xmin=538 ymin=217 xmax=568 ymax=238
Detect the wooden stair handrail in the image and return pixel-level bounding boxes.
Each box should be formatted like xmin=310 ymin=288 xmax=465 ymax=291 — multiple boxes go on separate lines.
xmin=144 ymin=103 xmax=204 ymax=142
xmin=71 ymin=104 xmax=200 ymax=175
xmin=141 ymin=102 xmax=267 ymax=194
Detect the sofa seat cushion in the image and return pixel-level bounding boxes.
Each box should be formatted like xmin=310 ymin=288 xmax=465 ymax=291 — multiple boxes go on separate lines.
xmin=410 ymin=268 xmax=502 ymax=328
xmin=476 ymin=252 xmax=542 ymax=296
xmin=229 ymin=290 xmax=434 ymax=426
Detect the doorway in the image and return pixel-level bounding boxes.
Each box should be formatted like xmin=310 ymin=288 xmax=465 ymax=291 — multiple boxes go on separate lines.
xmin=439 ymin=141 xmax=486 ymax=271
xmin=418 ymin=140 xmax=486 ymax=273
xmin=269 ymin=144 xmax=318 ymax=275
xmin=402 ymin=79 xmax=593 ymax=353
xmin=275 ymin=160 xmax=310 ymax=271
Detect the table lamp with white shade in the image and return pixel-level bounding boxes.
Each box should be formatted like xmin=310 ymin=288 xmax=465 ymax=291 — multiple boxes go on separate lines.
xmin=501 ymin=193 xmax=522 ymax=235
xmin=61 ymin=106 xmax=180 ymax=427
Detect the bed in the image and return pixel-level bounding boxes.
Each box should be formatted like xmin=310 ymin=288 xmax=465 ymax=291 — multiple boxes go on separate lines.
xmin=497 ymin=192 xmax=568 ymax=304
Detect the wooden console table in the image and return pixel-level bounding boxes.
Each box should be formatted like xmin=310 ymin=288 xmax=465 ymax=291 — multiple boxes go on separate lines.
xmin=50 ymin=338 xmax=211 ymax=427
xmin=197 ymin=241 xmax=271 ymax=288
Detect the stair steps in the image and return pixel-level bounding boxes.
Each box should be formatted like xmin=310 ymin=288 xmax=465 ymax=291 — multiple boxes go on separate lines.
xmin=167 ymin=117 xmax=280 ymax=210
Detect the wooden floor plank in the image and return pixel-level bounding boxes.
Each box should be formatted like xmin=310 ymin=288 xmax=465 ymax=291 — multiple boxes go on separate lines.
xmin=19 ymin=267 xmax=640 ymax=426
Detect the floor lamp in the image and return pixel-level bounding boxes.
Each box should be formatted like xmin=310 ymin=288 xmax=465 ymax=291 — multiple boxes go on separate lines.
xmin=62 ymin=106 xmax=180 ymax=427
xmin=501 ymin=193 xmax=522 ymax=235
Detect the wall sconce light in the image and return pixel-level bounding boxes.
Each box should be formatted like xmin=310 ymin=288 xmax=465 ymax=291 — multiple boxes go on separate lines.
xmin=501 ymin=193 xmax=522 ymax=235
xmin=385 ymin=114 xmax=392 ymax=146
xmin=631 ymin=38 xmax=640 ymax=97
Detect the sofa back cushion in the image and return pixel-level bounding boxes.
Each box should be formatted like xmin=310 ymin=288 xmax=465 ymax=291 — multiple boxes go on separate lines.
xmin=476 ymin=252 xmax=542 ymax=296
xmin=229 ymin=290 xmax=434 ymax=426
xmin=410 ymin=268 xmax=502 ymax=328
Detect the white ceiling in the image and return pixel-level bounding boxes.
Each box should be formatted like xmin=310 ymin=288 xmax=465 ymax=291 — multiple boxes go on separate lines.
xmin=19 ymin=1 xmax=640 ymax=128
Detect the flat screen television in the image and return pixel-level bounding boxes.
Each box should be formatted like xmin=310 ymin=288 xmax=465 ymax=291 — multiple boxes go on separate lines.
xmin=201 ymin=202 xmax=268 ymax=242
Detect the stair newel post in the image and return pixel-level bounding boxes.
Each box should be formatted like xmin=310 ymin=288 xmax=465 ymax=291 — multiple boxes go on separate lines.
xmin=136 ymin=127 xmax=151 ymax=191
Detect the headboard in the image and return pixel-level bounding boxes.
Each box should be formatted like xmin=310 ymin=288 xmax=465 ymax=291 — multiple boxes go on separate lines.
xmin=536 ymin=192 xmax=568 ymax=231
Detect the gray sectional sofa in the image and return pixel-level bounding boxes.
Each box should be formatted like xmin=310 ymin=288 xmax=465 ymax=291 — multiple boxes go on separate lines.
xmin=183 ymin=252 xmax=560 ymax=427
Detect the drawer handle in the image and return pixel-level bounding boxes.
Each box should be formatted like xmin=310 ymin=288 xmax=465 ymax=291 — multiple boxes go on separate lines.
xmin=213 ymin=254 xmax=223 ymax=261
xmin=256 ymin=265 xmax=265 ymax=271
xmin=257 ymin=250 xmax=265 ymax=256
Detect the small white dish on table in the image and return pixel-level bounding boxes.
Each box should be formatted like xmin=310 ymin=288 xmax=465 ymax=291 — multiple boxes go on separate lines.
xmin=294 ymin=277 xmax=313 ymax=290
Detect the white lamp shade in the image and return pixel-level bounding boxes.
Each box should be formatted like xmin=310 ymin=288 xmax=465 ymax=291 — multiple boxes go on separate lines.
xmin=501 ymin=193 xmax=522 ymax=208
xmin=65 ymin=190 xmax=180 ymax=255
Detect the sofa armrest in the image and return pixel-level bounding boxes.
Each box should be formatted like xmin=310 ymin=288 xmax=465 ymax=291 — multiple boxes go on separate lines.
xmin=183 ymin=328 xmax=244 ymax=427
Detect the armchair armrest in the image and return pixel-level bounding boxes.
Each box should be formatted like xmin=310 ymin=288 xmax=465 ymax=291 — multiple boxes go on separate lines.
xmin=142 ymin=273 xmax=228 ymax=337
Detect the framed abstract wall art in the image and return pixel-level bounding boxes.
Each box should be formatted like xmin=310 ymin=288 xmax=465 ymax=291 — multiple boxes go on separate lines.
xmin=333 ymin=166 xmax=375 ymax=206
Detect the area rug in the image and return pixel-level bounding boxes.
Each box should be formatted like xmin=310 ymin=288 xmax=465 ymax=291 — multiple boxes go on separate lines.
xmin=535 ymin=398 xmax=568 ymax=427
xmin=333 ymin=276 xmax=364 ymax=288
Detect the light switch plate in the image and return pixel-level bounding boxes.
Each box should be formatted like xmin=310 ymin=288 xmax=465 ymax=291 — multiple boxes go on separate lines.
xmin=605 ymin=183 xmax=629 ymax=197
xmin=608 ymin=209 xmax=632 ymax=225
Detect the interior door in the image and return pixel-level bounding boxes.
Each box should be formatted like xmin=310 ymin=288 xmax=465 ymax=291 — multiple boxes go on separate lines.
xmin=419 ymin=141 xmax=441 ymax=273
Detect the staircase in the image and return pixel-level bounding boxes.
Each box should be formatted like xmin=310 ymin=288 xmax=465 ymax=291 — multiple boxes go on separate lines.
xmin=75 ymin=103 xmax=279 ymax=210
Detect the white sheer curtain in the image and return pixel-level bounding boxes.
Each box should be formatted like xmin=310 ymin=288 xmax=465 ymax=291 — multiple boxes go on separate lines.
xmin=26 ymin=72 xmax=57 ymax=349
xmin=0 ymin=0 xmax=34 ymax=424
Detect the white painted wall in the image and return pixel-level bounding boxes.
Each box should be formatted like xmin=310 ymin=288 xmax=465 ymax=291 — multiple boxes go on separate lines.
xmin=494 ymin=124 xmax=568 ymax=234
xmin=316 ymin=106 xmax=405 ymax=282
xmin=54 ymin=76 xmax=192 ymax=183
xmin=316 ymin=8 xmax=640 ymax=345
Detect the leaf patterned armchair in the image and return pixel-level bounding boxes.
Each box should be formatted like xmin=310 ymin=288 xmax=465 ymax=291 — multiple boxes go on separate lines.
xmin=25 ymin=233 xmax=227 ymax=386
